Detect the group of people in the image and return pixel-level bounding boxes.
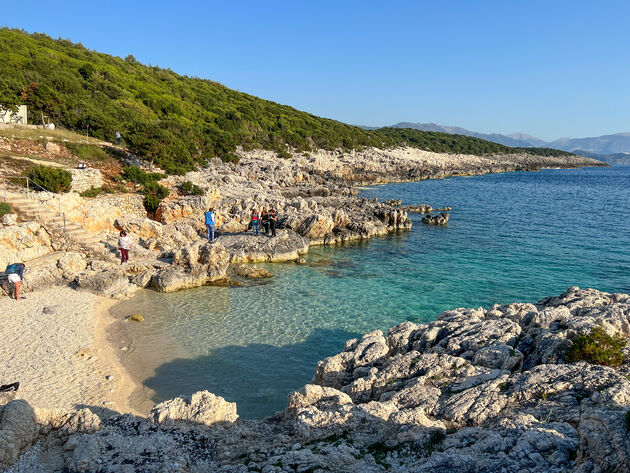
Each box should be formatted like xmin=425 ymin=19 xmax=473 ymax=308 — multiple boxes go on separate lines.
xmin=250 ymin=208 xmax=277 ymax=236
xmin=114 ymin=207 xmax=279 ymax=266
xmin=203 ymin=207 xmax=278 ymax=243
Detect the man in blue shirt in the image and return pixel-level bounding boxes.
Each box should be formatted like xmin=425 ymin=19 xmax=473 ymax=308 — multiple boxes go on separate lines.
xmin=204 ymin=207 xmax=215 ymax=242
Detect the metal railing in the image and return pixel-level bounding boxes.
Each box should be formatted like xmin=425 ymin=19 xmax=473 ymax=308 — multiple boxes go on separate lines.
xmin=1 ymin=175 xmax=66 ymax=232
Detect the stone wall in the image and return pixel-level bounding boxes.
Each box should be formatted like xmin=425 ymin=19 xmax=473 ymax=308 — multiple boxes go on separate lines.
xmin=69 ymin=168 xmax=103 ymax=193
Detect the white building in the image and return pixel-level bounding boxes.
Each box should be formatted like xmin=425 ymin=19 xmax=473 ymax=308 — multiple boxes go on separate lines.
xmin=0 ymin=105 xmax=28 ymax=125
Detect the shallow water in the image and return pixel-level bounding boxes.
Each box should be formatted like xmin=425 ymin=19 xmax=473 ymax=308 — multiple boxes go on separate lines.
xmin=111 ymin=165 xmax=630 ymax=418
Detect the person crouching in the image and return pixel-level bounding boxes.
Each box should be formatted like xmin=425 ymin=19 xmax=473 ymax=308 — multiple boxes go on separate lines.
xmin=5 ymin=262 xmax=25 ymax=301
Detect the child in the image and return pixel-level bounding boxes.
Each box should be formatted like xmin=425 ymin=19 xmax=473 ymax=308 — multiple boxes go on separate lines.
xmin=118 ymin=231 xmax=132 ymax=264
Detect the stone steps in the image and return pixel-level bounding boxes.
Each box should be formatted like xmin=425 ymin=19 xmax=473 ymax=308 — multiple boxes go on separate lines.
xmin=4 ymin=191 xmax=119 ymax=263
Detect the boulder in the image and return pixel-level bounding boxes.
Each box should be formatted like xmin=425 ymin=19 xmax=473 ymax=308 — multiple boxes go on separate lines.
xmin=422 ymin=212 xmax=450 ymax=225
xmin=44 ymin=141 xmax=61 ymax=154
xmin=296 ymin=214 xmax=335 ymax=239
xmin=0 ymin=400 xmax=38 ymax=469
xmin=1 ymin=213 xmax=17 ymax=226
xmin=150 ymin=390 xmax=238 ymax=426
xmin=76 ymin=267 xmax=135 ymax=298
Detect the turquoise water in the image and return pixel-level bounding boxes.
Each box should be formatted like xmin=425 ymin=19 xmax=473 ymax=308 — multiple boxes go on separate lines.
xmin=112 ymin=166 xmax=630 ymax=419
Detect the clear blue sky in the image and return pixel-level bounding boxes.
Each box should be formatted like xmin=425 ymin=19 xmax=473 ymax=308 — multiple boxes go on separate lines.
xmin=2 ymin=0 xmax=629 ymax=140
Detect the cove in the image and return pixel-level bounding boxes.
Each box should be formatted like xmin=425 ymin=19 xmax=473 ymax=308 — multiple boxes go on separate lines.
xmin=111 ymin=166 xmax=630 ymax=419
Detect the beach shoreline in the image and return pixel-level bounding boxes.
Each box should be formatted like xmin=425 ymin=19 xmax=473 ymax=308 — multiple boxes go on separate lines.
xmin=0 ymin=286 xmax=141 ymax=416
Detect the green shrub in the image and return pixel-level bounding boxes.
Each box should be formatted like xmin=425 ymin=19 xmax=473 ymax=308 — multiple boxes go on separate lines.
xmin=27 ymin=165 xmax=72 ymax=193
xmin=64 ymin=142 xmax=109 ymax=161
xmin=122 ymin=165 xmax=166 ymax=185
xmin=0 ymin=202 xmax=12 ymax=217
xmin=141 ymin=181 xmax=169 ymax=212
xmin=179 ymin=181 xmax=204 ymax=196
xmin=566 ymin=326 xmax=626 ymax=367
xmin=277 ymin=149 xmax=292 ymax=159
xmin=79 ymin=186 xmax=103 ymax=197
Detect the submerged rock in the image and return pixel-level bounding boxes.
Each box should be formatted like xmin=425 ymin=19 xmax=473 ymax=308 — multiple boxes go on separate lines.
xmin=233 ymin=263 xmax=272 ymax=279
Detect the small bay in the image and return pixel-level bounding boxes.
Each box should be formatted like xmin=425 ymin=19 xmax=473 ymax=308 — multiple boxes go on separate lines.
xmin=111 ymin=166 xmax=630 ymax=419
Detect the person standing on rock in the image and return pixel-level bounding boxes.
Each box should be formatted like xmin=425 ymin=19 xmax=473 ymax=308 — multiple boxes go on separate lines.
xmin=5 ymin=262 xmax=25 ymax=301
xmin=251 ymin=209 xmax=260 ymax=236
xmin=115 ymin=130 xmax=121 ymax=145
xmin=269 ymin=210 xmax=277 ymax=237
xmin=261 ymin=207 xmax=270 ymax=235
xmin=118 ymin=231 xmax=132 ymax=264
xmin=205 ymin=207 xmax=216 ymax=242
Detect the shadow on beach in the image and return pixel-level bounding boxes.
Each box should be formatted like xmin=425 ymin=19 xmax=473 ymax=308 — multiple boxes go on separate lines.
xmin=142 ymin=327 xmax=360 ymax=419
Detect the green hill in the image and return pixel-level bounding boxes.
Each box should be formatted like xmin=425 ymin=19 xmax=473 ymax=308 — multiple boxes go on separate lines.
xmin=0 ymin=28 xmax=573 ymax=174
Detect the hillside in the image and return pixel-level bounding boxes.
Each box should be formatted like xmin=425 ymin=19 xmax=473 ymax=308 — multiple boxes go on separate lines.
xmin=0 ymin=28 xmax=574 ymax=174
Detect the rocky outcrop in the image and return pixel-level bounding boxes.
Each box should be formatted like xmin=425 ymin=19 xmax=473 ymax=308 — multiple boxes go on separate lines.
xmin=0 ymin=222 xmax=53 ymax=270
xmin=155 ymin=193 xmax=220 ymax=224
xmin=403 ymin=203 xmax=433 ymax=213
xmin=422 ymin=212 xmax=449 ymax=225
xmin=150 ymin=391 xmax=238 ymax=427
xmin=151 ymin=241 xmax=230 ymax=292
xmin=220 ymin=230 xmax=309 ymax=263
xmin=5 ymin=287 xmax=630 ymax=472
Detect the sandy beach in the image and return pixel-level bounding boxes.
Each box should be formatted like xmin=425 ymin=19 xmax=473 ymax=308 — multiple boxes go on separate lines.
xmin=0 ymin=287 xmax=138 ymax=415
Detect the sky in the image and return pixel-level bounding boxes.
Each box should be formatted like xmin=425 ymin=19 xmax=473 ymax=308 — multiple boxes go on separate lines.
xmin=2 ymin=0 xmax=629 ymax=141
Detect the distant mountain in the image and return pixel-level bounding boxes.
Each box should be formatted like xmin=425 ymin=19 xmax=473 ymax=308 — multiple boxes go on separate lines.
xmin=571 ymin=150 xmax=630 ymax=165
xmin=391 ymin=122 xmax=547 ymax=147
xmin=547 ymin=133 xmax=630 ymax=155
xmin=389 ymin=123 xmax=630 ymax=156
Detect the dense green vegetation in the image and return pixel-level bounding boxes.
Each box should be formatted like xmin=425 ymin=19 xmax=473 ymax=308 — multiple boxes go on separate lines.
xmin=27 ymin=165 xmax=73 ymax=192
xmin=0 ymin=28 xmax=574 ymax=174
xmin=566 ymin=326 xmax=626 ymax=367
xmin=179 ymin=180 xmax=204 ymax=196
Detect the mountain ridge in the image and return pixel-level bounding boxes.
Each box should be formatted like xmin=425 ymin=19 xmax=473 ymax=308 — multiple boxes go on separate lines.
xmin=388 ymin=122 xmax=630 ymax=156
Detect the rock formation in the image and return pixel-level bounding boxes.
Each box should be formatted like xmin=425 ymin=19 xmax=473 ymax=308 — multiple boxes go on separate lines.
xmin=3 ymin=287 xmax=630 ymax=472
xmin=422 ymin=212 xmax=450 ymax=225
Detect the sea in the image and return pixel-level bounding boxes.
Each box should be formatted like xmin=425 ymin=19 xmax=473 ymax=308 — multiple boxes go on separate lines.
xmin=110 ymin=165 xmax=630 ymax=419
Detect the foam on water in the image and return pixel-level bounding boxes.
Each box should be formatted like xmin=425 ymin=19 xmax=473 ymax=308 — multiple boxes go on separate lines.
xmin=111 ymin=166 xmax=630 ymax=418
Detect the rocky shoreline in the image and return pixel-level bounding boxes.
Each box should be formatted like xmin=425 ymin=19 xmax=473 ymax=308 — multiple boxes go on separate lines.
xmin=0 ymin=146 xmax=603 ymax=297
xmin=2 ymin=287 xmax=629 ymax=472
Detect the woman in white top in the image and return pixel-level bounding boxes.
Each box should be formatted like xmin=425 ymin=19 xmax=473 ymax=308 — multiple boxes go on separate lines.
xmin=118 ymin=231 xmax=132 ymax=264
